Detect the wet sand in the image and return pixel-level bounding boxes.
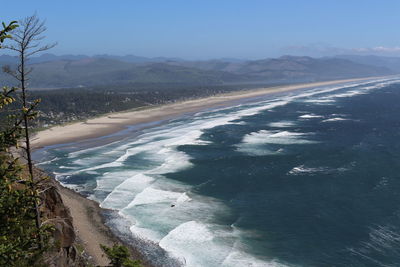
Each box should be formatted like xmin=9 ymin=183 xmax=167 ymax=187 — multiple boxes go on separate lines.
xmin=31 ymin=77 xmax=380 ymax=149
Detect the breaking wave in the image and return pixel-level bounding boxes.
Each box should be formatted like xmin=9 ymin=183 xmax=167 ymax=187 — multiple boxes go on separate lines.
xmin=34 ymin=77 xmax=400 ymax=266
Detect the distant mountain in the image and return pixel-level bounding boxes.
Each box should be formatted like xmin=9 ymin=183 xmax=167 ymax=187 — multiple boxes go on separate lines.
xmin=0 ymin=53 xmax=185 ymax=65
xmin=335 ymin=55 xmax=400 ymax=73
xmin=0 ymin=54 xmax=392 ymax=88
xmin=169 ymin=55 xmax=391 ymax=82
xmin=30 ymin=53 xmax=90 ymax=63
xmin=0 ymin=54 xmax=18 ymax=65
xmin=0 ymin=53 xmax=91 ymax=64
xmin=92 ymin=54 xmax=185 ymax=63
xmin=0 ymin=57 xmax=246 ymax=88
xmin=231 ymin=56 xmax=391 ymax=81
xmin=166 ymin=59 xmax=242 ymax=72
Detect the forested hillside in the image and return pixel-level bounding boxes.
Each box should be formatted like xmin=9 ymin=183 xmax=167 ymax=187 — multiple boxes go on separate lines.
xmin=0 ymin=54 xmax=392 ymax=88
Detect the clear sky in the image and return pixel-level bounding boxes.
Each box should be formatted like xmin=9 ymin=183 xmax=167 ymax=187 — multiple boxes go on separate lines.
xmin=3 ymin=0 xmax=400 ymax=59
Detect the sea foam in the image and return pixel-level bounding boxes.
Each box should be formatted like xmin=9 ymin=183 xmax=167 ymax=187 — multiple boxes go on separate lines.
xmin=159 ymin=221 xmax=228 ymax=266
xmin=268 ymin=121 xmax=296 ymax=128
xmin=100 ymin=173 xmax=155 ymax=209
xmin=299 ymin=114 xmax=324 ymax=119
xmin=322 ymin=117 xmax=351 ymax=122
xmin=41 ymin=77 xmax=400 ymax=267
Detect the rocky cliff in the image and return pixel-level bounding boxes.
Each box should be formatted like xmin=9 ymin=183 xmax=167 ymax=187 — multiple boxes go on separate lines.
xmin=37 ymin=172 xmax=88 ymax=267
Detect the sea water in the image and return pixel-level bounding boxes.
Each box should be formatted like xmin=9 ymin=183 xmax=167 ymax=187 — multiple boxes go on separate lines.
xmin=34 ymin=77 xmax=400 ymax=266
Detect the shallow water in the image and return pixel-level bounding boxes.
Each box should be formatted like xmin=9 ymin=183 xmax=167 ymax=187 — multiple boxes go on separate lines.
xmin=34 ymin=77 xmax=400 ymax=266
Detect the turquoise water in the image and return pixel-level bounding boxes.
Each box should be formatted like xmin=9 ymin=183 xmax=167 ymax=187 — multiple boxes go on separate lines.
xmin=34 ymin=78 xmax=400 ymax=266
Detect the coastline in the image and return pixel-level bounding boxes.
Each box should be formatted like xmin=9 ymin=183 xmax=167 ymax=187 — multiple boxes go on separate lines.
xmin=33 ymin=76 xmax=391 ymax=266
xmin=31 ymin=76 xmax=386 ymax=149
xmin=55 ymin=181 xmax=155 ymax=267
xmin=55 ymin=183 xmax=114 ymax=266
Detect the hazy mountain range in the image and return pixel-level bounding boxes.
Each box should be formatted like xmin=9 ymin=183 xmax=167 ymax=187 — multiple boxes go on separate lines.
xmin=0 ymin=53 xmax=396 ymax=88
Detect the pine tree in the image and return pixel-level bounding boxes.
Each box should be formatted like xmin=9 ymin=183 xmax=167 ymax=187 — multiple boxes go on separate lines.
xmin=0 ymin=19 xmax=50 ymax=267
xmin=3 ymin=14 xmax=56 ymax=250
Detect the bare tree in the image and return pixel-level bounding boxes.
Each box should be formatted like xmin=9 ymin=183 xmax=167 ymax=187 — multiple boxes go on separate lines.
xmin=3 ymin=14 xmax=56 ymax=248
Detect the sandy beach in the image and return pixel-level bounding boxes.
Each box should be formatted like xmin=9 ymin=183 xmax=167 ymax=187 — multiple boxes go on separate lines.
xmin=33 ymin=76 xmax=387 ymax=266
xmin=56 ymin=184 xmax=114 ymax=266
xmin=56 ymin=182 xmax=153 ymax=267
xmin=31 ymin=77 xmax=383 ymax=149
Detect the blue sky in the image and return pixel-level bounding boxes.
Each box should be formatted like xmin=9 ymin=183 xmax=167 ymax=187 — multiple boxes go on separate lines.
xmin=3 ymin=0 xmax=400 ymax=59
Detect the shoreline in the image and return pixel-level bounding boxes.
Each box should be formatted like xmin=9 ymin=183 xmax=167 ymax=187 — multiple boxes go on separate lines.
xmin=31 ymin=76 xmax=387 ymax=149
xmin=55 ymin=183 xmax=115 ymax=266
xmin=34 ymin=76 xmax=392 ymax=266
xmin=55 ymin=181 xmax=156 ymax=267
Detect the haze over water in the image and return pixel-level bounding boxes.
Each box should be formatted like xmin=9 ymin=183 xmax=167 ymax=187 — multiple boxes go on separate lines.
xmin=34 ymin=78 xmax=400 ymax=266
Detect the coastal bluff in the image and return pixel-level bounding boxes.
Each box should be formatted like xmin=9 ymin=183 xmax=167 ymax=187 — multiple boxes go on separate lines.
xmin=36 ymin=169 xmax=87 ymax=267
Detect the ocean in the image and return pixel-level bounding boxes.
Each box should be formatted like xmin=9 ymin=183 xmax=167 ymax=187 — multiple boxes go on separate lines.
xmin=34 ymin=77 xmax=400 ymax=267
